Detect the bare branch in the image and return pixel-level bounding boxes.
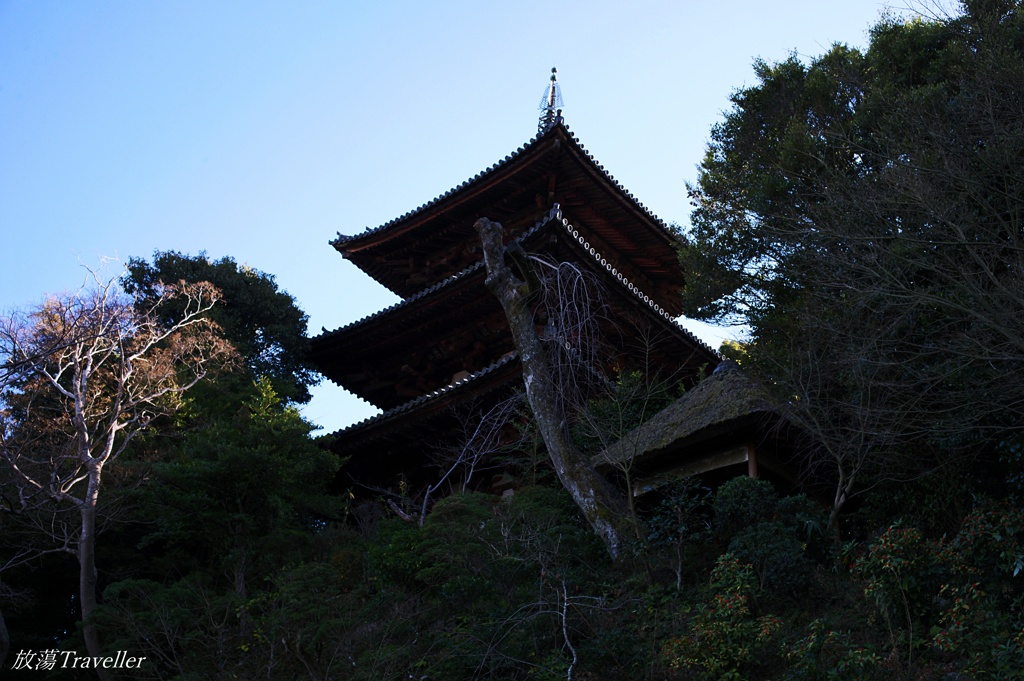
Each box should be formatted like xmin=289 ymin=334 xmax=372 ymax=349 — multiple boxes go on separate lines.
xmin=0 ymin=265 xmax=235 ymax=669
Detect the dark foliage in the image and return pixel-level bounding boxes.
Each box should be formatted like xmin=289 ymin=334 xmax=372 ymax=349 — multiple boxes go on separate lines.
xmin=124 ymin=251 xmax=318 ymax=403
xmin=683 ymin=0 xmax=1024 ymax=531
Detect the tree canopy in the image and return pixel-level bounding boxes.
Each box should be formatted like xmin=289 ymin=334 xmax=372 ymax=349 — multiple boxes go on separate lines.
xmin=682 ymin=0 xmax=1024 ymax=480
xmin=0 ymin=272 xmax=230 ymax=671
xmin=124 ymin=251 xmax=318 ymax=403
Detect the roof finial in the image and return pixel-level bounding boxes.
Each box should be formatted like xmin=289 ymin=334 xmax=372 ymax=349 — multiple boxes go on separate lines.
xmin=538 ymin=66 xmax=563 ymax=134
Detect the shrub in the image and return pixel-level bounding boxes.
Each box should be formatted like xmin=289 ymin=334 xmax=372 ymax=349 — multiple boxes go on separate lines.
xmin=713 ymin=476 xmax=779 ymax=541
xmin=777 ymin=493 xmax=832 ymax=564
xmin=783 ymin=619 xmax=883 ymax=680
xmin=930 ymin=500 xmax=1024 ymax=678
xmin=646 ymin=476 xmax=713 ymax=590
xmin=932 ymin=581 xmax=1024 ymax=679
xmin=361 ymin=488 xmax=615 ymax=679
xmin=851 ymin=524 xmax=944 ymax=665
xmin=938 ymin=499 xmax=1024 ymax=582
xmin=729 ymin=520 xmax=813 ymax=598
xmin=662 ymin=554 xmax=782 ymax=680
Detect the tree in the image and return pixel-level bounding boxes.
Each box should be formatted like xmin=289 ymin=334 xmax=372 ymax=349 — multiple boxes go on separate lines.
xmin=85 ymin=258 xmax=338 ymax=678
xmin=681 ymin=0 xmax=1024 ymax=521
xmin=475 ymin=217 xmax=634 ymax=559
xmin=0 ymin=270 xmax=232 ymax=673
xmin=96 ymin=378 xmax=341 ymax=678
xmin=408 ymin=394 xmax=525 ymax=526
xmin=124 ymin=250 xmax=318 ymax=403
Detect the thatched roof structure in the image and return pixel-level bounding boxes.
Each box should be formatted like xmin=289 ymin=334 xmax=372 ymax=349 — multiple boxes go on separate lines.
xmin=593 ymin=361 xmax=791 ymax=492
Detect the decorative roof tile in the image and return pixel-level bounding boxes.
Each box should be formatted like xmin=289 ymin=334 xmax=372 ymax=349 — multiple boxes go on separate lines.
xmin=318 ymin=202 xmax=716 ymax=359
xmin=323 ymin=351 xmax=520 ymax=441
xmin=550 ymin=207 xmax=718 ymax=359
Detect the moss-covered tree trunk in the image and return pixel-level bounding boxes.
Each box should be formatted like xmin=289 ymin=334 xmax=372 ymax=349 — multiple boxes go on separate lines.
xmin=475 ymin=217 xmax=632 ymax=559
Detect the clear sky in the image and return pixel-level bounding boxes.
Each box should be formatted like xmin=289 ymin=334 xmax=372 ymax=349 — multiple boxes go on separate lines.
xmin=0 ymin=0 xmax=904 ymax=433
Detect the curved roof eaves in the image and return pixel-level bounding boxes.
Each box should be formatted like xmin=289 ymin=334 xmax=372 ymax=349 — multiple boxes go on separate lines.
xmin=549 ymin=207 xmax=717 ymax=359
xmin=314 ymin=204 xmax=564 ymax=343
xmin=558 ymin=124 xmax=677 ymax=240
xmin=313 ymin=261 xmax=485 ymax=342
xmin=322 ymin=351 xmax=520 ymax=442
xmin=330 ymin=130 xmax=547 ymax=248
xmin=330 ymin=119 xmax=679 ymax=249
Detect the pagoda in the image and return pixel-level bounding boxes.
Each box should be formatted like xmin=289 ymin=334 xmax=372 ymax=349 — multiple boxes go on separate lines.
xmin=311 ymin=70 xmax=719 ymax=490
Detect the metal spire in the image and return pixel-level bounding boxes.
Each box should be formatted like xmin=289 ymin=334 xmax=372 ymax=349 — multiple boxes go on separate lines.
xmin=538 ymin=67 xmax=563 ymax=134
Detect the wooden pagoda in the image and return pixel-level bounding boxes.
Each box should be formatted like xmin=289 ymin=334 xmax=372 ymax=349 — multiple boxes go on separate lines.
xmin=310 ymin=78 xmax=720 ymax=490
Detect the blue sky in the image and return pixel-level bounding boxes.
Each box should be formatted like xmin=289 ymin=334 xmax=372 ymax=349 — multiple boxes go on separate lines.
xmin=0 ymin=1 xmax=903 ymax=433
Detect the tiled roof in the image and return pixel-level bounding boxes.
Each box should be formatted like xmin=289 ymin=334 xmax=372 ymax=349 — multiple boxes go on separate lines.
xmin=313 ymin=260 xmax=484 ymax=342
xmin=545 ymin=205 xmax=718 ymax=359
xmin=331 ymin=119 xmax=676 ymax=248
xmin=313 ymin=204 xmax=561 ymax=342
xmin=323 ymin=351 xmax=520 ymax=442
xmin=317 ymin=203 xmax=717 ymax=360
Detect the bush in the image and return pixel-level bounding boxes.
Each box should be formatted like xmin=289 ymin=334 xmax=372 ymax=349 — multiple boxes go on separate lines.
xmin=729 ymin=520 xmax=813 ymax=598
xmin=777 ymin=493 xmax=831 ymax=563
xmin=661 ymin=554 xmax=782 ymax=680
xmin=930 ymin=500 xmax=1024 ymax=678
xmin=646 ymin=476 xmax=713 ymax=589
xmin=360 ymin=488 xmax=618 ymax=680
xmin=851 ymin=524 xmax=944 ymax=665
xmin=783 ymin=619 xmax=883 ymax=680
xmin=713 ymin=477 xmax=779 ymax=541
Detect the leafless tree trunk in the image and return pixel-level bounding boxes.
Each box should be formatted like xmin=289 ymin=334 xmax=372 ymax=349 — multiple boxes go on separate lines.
xmin=475 ymin=218 xmax=633 ymax=559
xmin=0 ymin=269 xmax=233 ymax=671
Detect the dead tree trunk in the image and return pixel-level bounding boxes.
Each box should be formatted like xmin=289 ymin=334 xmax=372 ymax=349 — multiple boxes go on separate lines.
xmin=475 ymin=217 xmax=633 ymax=559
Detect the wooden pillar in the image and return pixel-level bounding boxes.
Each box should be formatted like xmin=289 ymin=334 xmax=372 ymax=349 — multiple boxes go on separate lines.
xmin=746 ymin=444 xmax=759 ymax=478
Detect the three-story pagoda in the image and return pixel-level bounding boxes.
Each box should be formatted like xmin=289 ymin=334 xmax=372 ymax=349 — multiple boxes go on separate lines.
xmin=311 ymin=71 xmax=719 ymax=489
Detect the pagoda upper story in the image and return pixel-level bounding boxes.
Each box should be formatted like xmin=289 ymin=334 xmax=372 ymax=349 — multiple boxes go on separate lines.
xmin=330 ymin=117 xmax=687 ymax=317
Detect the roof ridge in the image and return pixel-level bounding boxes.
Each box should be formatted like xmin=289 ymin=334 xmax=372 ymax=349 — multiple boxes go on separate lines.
xmin=331 ymin=126 xmax=555 ymax=248
xmin=330 ymin=121 xmax=679 ymax=249
xmin=557 ymin=121 xmax=675 ymax=240
xmin=323 ymin=351 xmax=520 ymax=440
xmin=313 ymin=260 xmax=485 ymax=341
xmin=551 ymin=207 xmax=718 ymax=358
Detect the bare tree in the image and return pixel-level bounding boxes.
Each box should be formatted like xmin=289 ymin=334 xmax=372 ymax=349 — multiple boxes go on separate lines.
xmin=530 ymin=257 xmax=686 ymax=541
xmin=757 ymin=305 xmax=939 ymax=534
xmin=0 ymin=269 xmax=233 ymax=673
xmin=415 ymin=393 xmax=525 ymax=526
xmin=475 ymin=217 xmax=633 ymax=559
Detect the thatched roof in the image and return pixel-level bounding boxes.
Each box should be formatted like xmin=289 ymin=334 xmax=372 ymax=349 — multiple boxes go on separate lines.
xmin=593 ymin=361 xmax=776 ymax=469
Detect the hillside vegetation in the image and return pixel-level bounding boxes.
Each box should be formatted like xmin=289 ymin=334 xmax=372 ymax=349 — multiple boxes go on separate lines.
xmin=3 ymin=2 xmax=1024 ymax=678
